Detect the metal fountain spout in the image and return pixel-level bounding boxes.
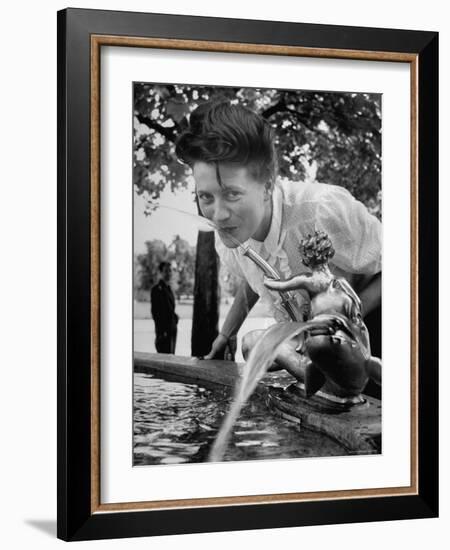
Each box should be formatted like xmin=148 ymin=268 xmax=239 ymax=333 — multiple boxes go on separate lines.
xmin=237 ymin=244 xmax=304 ymax=322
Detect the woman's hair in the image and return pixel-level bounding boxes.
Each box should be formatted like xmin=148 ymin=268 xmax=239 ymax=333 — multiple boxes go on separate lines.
xmin=175 ymin=99 xmax=277 ymax=184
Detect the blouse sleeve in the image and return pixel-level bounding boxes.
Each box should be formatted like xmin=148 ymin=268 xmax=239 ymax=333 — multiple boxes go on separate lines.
xmin=315 ymin=184 xmax=382 ymax=275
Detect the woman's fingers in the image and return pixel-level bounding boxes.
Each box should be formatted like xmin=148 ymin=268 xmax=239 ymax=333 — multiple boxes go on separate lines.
xmin=202 ymin=333 xmax=234 ymax=360
xmin=204 ymin=340 xmax=224 ymax=360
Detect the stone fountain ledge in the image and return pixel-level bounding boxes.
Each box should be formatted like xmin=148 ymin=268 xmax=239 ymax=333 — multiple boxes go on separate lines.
xmin=133 ymin=352 xmax=381 ymax=454
xmin=134 ymin=351 xmax=244 ymax=389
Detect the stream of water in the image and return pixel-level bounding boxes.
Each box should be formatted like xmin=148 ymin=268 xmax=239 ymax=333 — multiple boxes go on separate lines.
xmin=207 ymin=319 xmax=340 ymax=461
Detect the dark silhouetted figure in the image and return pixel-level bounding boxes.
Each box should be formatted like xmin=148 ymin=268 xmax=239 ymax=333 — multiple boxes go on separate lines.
xmin=151 ymin=262 xmax=178 ymax=354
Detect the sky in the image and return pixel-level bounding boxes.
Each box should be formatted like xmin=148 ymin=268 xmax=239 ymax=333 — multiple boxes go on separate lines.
xmin=134 ymin=178 xmax=204 ymax=252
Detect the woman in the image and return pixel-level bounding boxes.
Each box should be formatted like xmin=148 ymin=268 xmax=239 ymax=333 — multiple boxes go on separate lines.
xmin=175 ymin=99 xmax=382 ymax=374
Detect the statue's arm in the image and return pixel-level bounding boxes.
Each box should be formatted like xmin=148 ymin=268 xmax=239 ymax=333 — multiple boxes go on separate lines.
xmin=263 ymin=273 xmax=324 ymax=295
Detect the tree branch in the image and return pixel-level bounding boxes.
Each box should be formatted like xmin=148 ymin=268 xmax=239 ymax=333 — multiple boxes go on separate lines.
xmin=260 ymin=98 xmax=286 ymax=119
xmin=261 ymin=99 xmax=330 ymax=139
xmin=136 ymin=113 xmax=178 ymax=143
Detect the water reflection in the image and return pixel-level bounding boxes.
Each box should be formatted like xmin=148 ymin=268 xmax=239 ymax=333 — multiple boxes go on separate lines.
xmin=133 ymin=373 xmax=346 ymax=465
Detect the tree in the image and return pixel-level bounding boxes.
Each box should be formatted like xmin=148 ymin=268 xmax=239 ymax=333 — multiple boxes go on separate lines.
xmin=136 ymin=240 xmax=169 ymax=292
xmin=191 ymin=232 xmax=220 ymax=357
xmin=135 ymin=236 xmax=196 ymax=300
xmin=169 ymin=235 xmax=196 ymax=299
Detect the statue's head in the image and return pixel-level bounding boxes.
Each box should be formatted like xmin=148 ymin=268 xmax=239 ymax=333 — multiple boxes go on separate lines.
xmin=299 ymin=230 xmax=335 ymax=269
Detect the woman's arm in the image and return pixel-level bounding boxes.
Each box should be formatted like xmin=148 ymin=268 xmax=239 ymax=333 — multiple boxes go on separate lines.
xmin=221 ymin=281 xmax=259 ymax=338
xmin=357 ymin=272 xmax=382 ymax=318
xmin=204 ymin=281 xmax=259 ymax=359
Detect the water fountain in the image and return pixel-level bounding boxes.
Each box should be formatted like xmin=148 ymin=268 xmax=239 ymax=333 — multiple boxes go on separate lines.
xmin=134 ymin=209 xmax=382 ymax=464
xmin=208 ymin=230 xmax=382 ymax=461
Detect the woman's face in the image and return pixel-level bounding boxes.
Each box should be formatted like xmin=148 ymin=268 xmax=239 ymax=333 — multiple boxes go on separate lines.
xmin=193 ymin=162 xmax=272 ymax=248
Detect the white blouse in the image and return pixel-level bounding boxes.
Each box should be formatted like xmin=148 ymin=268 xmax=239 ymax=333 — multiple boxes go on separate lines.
xmin=215 ymin=179 xmax=382 ymax=321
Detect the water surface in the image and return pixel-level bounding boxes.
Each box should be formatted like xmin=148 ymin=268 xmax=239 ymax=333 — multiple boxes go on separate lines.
xmin=133 ymin=372 xmax=347 ymax=465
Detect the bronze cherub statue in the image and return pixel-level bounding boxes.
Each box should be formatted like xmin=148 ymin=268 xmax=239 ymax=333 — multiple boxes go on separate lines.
xmin=263 ymin=230 xmax=382 ymax=399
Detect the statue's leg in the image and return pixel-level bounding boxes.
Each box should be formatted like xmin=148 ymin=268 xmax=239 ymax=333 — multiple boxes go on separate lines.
xmin=241 ymin=329 xmax=308 ymax=379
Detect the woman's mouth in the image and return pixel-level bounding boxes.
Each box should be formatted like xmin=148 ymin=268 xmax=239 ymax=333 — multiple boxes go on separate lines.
xmin=218 ymin=226 xmax=242 ymax=246
xmin=218 ymin=226 xmax=238 ymax=235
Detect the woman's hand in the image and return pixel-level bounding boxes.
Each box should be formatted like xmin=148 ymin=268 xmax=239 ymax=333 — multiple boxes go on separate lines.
xmin=204 ymin=333 xmax=235 ymax=361
xmin=201 ymin=281 xmax=258 ymax=361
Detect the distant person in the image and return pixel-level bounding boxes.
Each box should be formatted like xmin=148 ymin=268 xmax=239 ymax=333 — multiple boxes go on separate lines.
xmin=151 ymin=262 xmax=178 ymax=354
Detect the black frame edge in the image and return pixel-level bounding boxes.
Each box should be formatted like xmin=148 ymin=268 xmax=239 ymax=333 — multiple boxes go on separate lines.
xmin=57 ymin=8 xmax=68 ymax=542
xmin=57 ymin=8 xmax=439 ymax=541
xmin=70 ymin=494 xmax=436 ymax=541
xmin=63 ymin=7 xmax=436 ymax=53
xmin=57 ymin=7 xmax=93 ymax=541
xmin=417 ymin=32 xmax=439 ymax=517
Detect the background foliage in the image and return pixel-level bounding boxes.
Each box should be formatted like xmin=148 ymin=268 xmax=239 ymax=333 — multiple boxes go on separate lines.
xmin=133 ymin=83 xmax=382 ymax=219
xmin=135 ymin=235 xmax=196 ymax=300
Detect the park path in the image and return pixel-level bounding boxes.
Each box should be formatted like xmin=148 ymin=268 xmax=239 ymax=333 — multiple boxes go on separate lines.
xmin=134 ymin=299 xmax=274 ymax=362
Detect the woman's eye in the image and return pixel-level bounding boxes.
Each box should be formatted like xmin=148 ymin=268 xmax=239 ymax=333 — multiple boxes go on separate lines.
xmin=224 ymin=190 xmax=240 ymax=200
xmin=198 ymin=193 xmax=213 ymax=204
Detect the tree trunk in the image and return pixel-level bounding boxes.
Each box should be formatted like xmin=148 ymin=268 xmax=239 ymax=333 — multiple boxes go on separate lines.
xmin=191 ymin=231 xmax=220 ymax=356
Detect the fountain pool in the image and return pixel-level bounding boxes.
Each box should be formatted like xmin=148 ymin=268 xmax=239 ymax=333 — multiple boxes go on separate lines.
xmin=133 ymin=370 xmax=350 ymax=466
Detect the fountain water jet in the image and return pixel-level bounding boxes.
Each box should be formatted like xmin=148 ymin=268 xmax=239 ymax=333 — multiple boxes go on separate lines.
xmin=208 ymin=318 xmax=338 ymax=462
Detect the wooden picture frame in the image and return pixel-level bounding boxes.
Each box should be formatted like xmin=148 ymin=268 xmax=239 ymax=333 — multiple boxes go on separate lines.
xmin=57 ymin=8 xmax=438 ymax=541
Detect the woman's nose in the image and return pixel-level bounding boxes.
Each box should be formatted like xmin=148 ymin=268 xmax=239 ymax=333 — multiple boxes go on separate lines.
xmin=211 ymin=201 xmax=232 ymax=224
